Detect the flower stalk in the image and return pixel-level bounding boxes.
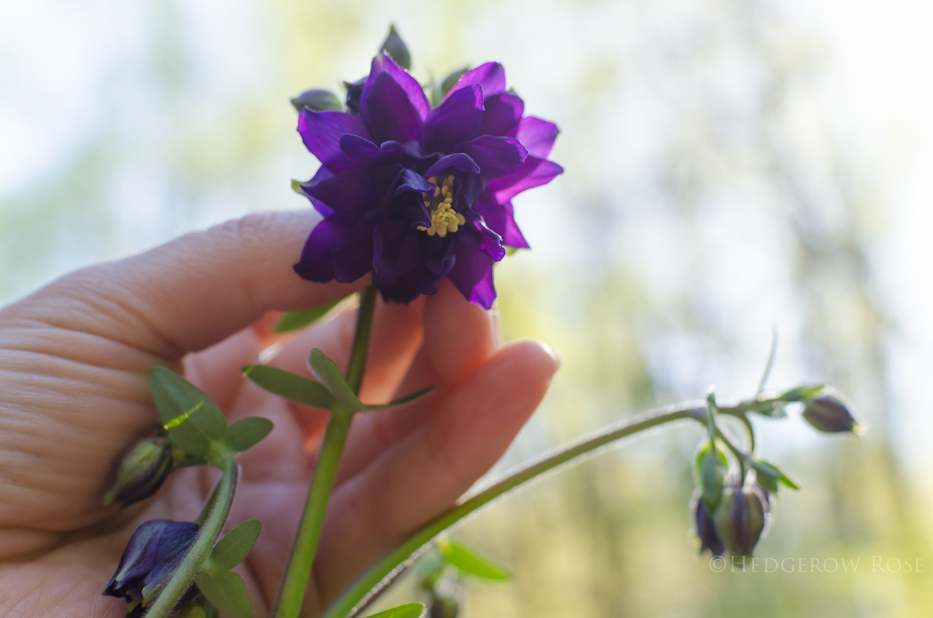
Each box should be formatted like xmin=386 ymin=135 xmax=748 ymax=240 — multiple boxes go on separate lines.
xmin=272 ymin=286 xmax=377 ymax=618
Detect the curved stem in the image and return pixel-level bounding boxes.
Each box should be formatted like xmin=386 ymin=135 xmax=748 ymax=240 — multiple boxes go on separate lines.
xmin=715 ymin=427 xmax=749 ymax=480
xmin=146 ymin=458 xmax=238 ymax=618
xmin=272 ymin=286 xmax=377 ymax=618
xmin=321 ymin=402 xmax=707 ymax=618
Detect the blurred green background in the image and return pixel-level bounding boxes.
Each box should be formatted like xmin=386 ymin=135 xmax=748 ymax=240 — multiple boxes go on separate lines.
xmin=3 ymin=0 xmax=932 ymax=616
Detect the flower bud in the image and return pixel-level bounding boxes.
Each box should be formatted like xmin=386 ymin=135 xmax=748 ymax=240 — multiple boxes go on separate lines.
xmin=380 ymin=24 xmax=411 ymax=71
xmin=713 ymin=485 xmax=767 ymax=558
xmin=290 ymin=89 xmax=343 ymax=113
xmin=693 ymin=441 xmax=725 ymax=511
xmin=343 ymin=77 xmax=366 ymax=115
xmin=802 ymin=394 xmax=859 ymax=433
xmin=104 ymin=437 xmax=174 ymax=507
xmin=103 ymin=519 xmax=200 ymax=615
xmin=694 ymin=499 xmax=725 ymax=557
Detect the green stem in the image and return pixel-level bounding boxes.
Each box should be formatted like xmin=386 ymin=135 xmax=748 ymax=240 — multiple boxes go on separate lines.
xmin=321 ymin=401 xmax=708 ymax=618
xmin=145 ymin=457 xmax=238 ymax=618
xmin=715 ymin=427 xmax=749 ymax=480
xmin=272 ymin=286 xmax=377 ymax=618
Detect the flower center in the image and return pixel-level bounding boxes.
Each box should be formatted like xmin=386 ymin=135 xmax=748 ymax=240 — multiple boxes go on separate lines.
xmin=417 ymin=175 xmax=466 ymax=238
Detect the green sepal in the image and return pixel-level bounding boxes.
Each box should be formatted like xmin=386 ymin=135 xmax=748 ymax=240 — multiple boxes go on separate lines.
xmin=225 ymin=418 xmax=274 ymax=452
xmin=195 ymin=570 xmax=253 ymax=618
xmin=751 ymin=459 xmax=799 ymax=494
xmin=361 ymin=602 xmax=425 ymax=618
xmin=431 ymin=66 xmax=469 ymax=106
xmin=438 ymin=540 xmax=512 ymax=581
xmin=694 ymin=441 xmax=726 ymax=511
xmin=364 ymin=386 xmax=434 ymax=411
xmin=308 ymin=348 xmax=365 ymax=412
xmin=744 ymin=399 xmax=789 ymax=418
xmin=243 ymin=365 xmax=335 ymax=409
xmin=209 ymin=519 xmax=262 ymax=571
xmin=778 ymin=384 xmax=825 ymax=402
xmin=379 ymin=24 xmax=412 ymax=71
xmin=150 ymin=367 xmax=227 ymax=458
xmin=291 ymin=179 xmax=306 ymax=196
xmin=275 ymin=303 xmax=339 ymax=333
xmin=290 ymin=89 xmax=343 ymax=113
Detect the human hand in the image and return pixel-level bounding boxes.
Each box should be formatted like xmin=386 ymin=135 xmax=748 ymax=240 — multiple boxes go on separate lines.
xmin=0 ymin=211 xmax=559 ymax=617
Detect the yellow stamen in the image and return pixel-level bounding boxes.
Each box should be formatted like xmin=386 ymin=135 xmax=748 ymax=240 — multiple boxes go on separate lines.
xmin=417 ymin=174 xmax=465 ymax=238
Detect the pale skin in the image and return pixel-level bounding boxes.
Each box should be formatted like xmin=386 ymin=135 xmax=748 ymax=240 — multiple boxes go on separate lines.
xmin=0 ymin=211 xmax=559 ymax=617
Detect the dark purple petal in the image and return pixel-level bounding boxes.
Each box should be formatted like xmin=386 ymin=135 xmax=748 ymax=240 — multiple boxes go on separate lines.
xmin=425 ymin=153 xmax=481 ymax=179
xmin=510 ymin=116 xmax=560 ymax=159
xmin=339 ymin=134 xmax=406 ymax=163
xmin=447 ymin=238 xmax=497 ymax=309
xmin=394 ymin=168 xmax=435 ymax=195
xmin=373 ymin=221 xmax=421 ymax=287
xmin=488 ymin=156 xmax=564 ymax=203
xmin=296 ymin=167 xmax=336 ymax=217
xmin=294 ymin=216 xmax=348 ymax=282
xmin=421 ymin=85 xmax=484 ymax=153
xmin=302 ymin=168 xmax=379 ymax=218
xmin=476 ymin=198 xmax=529 ymax=248
xmin=479 ymin=94 xmax=524 ymax=136
xmin=104 ymin=520 xmax=199 ymax=602
xmin=360 ymin=72 xmax=423 ymax=144
xmin=445 ymin=62 xmax=507 ymax=101
xmin=297 ymin=110 xmax=369 ymax=172
xmin=460 ymin=135 xmax=527 ymax=178
xmin=366 ymin=54 xmax=430 ymax=120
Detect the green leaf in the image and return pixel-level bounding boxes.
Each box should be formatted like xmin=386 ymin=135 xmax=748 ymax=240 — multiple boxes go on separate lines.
xmin=438 ymin=541 xmax=512 ymax=581
xmin=362 ymin=603 xmax=425 ymax=618
xmin=308 ymin=348 xmax=364 ymax=412
xmin=694 ymin=441 xmax=726 ymax=510
xmin=364 ymin=386 xmax=435 ymax=410
xmin=225 ymin=417 xmax=274 ymax=452
xmin=751 ymin=460 xmax=799 ymax=494
xmin=150 ymin=367 xmax=227 ymax=457
xmin=243 ymin=365 xmax=335 ymax=409
xmin=196 ymin=569 xmax=253 ymax=618
xmin=777 ymin=384 xmax=826 ymax=402
xmin=275 ymin=303 xmax=339 ymax=333
xmin=210 ymin=519 xmax=262 ymax=570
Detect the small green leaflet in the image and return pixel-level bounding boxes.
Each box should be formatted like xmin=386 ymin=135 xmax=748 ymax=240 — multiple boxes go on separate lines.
xmin=196 ymin=569 xmax=253 ymax=618
xmin=210 ymin=519 xmax=262 ymax=570
xmin=438 ymin=540 xmax=512 ymax=581
xmin=364 ymin=386 xmax=435 ymax=410
xmin=361 ymin=603 xmax=425 ymax=618
xmin=150 ymin=367 xmax=227 ymax=459
xmin=751 ymin=459 xmax=800 ymax=495
xmin=308 ymin=348 xmax=365 ymax=412
xmin=225 ymin=418 xmax=274 ymax=452
xmin=275 ymin=302 xmax=339 ymax=333
xmin=243 ymin=365 xmax=335 ymax=409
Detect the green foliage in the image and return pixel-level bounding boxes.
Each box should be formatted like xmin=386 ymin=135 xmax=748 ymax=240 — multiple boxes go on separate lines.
xmin=308 ymin=348 xmax=365 ymax=412
xmin=275 ymin=303 xmax=339 ymax=333
xmin=243 ymin=364 xmax=335 ymax=409
xmin=694 ymin=441 xmax=727 ymax=510
xmin=210 ymin=519 xmax=262 ymax=570
xmin=195 ymin=569 xmax=253 ymax=618
xmin=225 ymin=418 xmax=274 ymax=452
xmin=751 ymin=460 xmax=799 ymax=494
xmin=362 ymin=603 xmax=425 ymax=618
xmin=150 ymin=367 xmax=227 ymax=459
xmin=438 ymin=541 xmax=512 ymax=581
xmin=364 ymin=386 xmax=435 ymax=410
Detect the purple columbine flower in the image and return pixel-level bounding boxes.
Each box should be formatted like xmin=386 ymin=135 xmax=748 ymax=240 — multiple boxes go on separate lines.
xmin=293 ymin=55 xmax=562 ymax=309
xmin=103 ymin=519 xmax=200 ymax=616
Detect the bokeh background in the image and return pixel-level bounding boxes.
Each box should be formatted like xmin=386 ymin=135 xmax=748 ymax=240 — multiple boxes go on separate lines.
xmin=3 ymin=1 xmax=933 ymax=616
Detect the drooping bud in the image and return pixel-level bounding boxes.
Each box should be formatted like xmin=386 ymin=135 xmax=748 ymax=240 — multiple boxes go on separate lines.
xmin=802 ymin=394 xmax=860 ymax=434
xmin=693 ymin=441 xmax=726 ymax=511
xmin=103 ymin=519 xmax=200 ymax=615
xmin=380 ymin=24 xmax=411 ymax=71
xmin=104 ymin=437 xmax=174 ymax=507
xmin=694 ymin=499 xmax=725 ymax=557
xmin=290 ymin=89 xmax=343 ymax=113
xmin=428 ymin=594 xmax=460 ymax=618
xmin=713 ymin=485 xmax=767 ymax=558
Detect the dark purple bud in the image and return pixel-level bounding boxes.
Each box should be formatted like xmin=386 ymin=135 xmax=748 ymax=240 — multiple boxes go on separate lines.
xmin=713 ymin=485 xmax=768 ymax=558
xmin=290 ymin=89 xmax=343 ymax=113
xmin=343 ymin=77 xmax=366 ymax=115
xmin=103 ymin=519 xmax=200 ymax=614
xmin=694 ymin=500 xmax=725 ymax=557
xmin=802 ymin=394 xmax=860 ymax=434
xmin=104 ymin=437 xmax=174 ymax=507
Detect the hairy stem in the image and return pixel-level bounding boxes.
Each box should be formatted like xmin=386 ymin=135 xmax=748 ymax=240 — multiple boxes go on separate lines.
xmin=145 ymin=457 xmax=238 ymax=618
xmin=272 ymin=286 xmax=376 ymax=618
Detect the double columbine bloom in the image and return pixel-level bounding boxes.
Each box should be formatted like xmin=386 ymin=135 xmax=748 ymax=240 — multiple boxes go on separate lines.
xmin=293 ymin=55 xmax=562 ymax=309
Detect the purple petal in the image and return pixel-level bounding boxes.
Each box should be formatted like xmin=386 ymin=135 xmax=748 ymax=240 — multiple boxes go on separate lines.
xmin=488 ymin=156 xmax=564 ymax=203
xmin=373 ymin=221 xmax=421 ymax=287
xmin=460 ymin=135 xmax=527 ymax=178
xmin=424 ymin=153 xmax=481 ymax=179
xmin=421 ymin=85 xmax=484 ymax=153
xmin=447 ymin=238 xmax=497 ymax=309
xmin=476 ymin=198 xmax=530 ymax=248
xmin=297 ymin=110 xmax=369 ymax=172
xmin=360 ymin=72 xmax=423 ymax=144
xmin=479 ymin=94 xmax=524 ymax=136
xmin=445 ymin=62 xmax=507 ymax=101
xmin=366 ymin=54 xmax=430 ymax=120
xmin=293 ymin=216 xmax=349 ymax=282
xmin=302 ymin=168 xmax=379 ymax=218
xmin=296 ymin=167 xmax=336 ymax=217
xmin=394 ymin=168 xmax=435 ymax=196
xmin=339 ymin=134 xmax=406 ymax=163
xmin=510 ymin=116 xmax=560 ymax=159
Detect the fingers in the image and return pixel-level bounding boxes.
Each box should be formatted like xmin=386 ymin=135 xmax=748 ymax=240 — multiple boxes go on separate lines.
xmin=314 ymin=340 xmax=559 ymax=601
xmin=2 ymin=210 xmax=364 ymax=362
xmin=334 ymin=280 xmax=499 ymax=481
